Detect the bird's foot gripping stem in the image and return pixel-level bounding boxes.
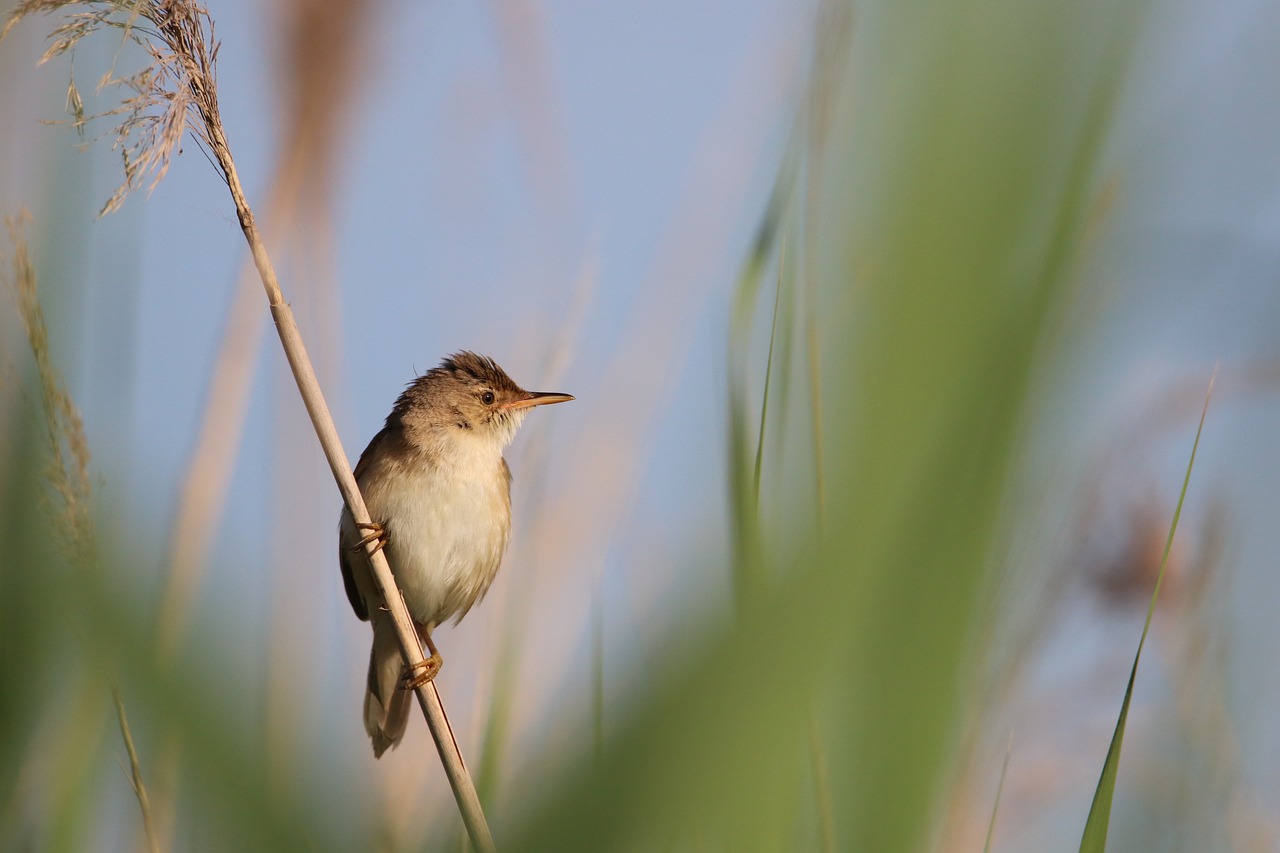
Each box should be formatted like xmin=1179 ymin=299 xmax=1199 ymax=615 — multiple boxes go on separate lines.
xmin=401 ymin=653 xmax=443 ymax=689
xmin=352 ymin=521 xmax=389 ymax=554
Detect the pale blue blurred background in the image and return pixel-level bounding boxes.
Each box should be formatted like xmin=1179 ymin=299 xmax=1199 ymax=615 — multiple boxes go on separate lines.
xmin=3 ymin=0 xmax=1280 ymax=849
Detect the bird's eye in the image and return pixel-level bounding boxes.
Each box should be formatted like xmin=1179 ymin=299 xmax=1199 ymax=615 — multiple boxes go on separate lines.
xmin=481 ymin=391 xmax=496 ymax=406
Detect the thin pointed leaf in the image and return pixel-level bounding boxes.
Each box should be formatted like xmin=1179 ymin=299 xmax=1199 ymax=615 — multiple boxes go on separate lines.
xmin=983 ymin=735 xmax=1014 ymax=853
xmin=1078 ymin=369 xmax=1216 ymax=852
xmin=752 ymin=241 xmax=786 ymax=503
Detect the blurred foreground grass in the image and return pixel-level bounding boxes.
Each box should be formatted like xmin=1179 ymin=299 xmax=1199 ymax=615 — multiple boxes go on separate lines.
xmin=517 ymin=2 xmax=1142 ymax=850
xmin=0 ymin=0 xmax=1181 ymax=850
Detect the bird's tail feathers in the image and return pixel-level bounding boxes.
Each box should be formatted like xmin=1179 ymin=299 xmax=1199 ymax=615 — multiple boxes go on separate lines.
xmin=365 ymin=620 xmax=411 ymax=758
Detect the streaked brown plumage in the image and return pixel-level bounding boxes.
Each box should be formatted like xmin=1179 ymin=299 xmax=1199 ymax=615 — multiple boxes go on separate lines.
xmin=339 ymin=352 xmax=572 ymax=757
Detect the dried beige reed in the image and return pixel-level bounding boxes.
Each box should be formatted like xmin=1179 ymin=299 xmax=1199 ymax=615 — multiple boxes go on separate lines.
xmin=3 ymin=4 xmax=495 ymax=850
xmin=160 ymin=0 xmax=378 ymax=662
xmin=4 ymin=1 xmax=222 ymax=215
xmin=4 ymin=211 xmax=161 ymax=853
xmin=5 ymin=213 xmax=93 ymax=563
xmin=112 ymin=687 xmax=162 ymax=853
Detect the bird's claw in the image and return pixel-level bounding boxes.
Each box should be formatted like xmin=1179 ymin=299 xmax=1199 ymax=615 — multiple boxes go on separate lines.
xmin=352 ymin=521 xmax=389 ymax=554
xmin=401 ymin=653 xmax=443 ymax=689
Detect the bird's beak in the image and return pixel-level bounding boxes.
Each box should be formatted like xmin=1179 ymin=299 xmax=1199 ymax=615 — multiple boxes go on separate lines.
xmin=503 ymin=391 xmax=575 ymax=410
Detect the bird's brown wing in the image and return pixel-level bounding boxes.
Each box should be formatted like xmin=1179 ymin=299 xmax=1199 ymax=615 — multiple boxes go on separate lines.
xmin=339 ymin=540 xmax=368 ymax=621
xmin=340 ymin=427 xmax=394 ymax=622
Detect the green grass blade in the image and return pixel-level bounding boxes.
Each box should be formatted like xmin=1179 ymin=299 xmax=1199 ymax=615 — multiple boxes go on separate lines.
xmin=751 ymin=240 xmax=785 ymax=504
xmin=1078 ymin=369 xmax=1217 ymax=852
xmin=983 ymin=735 xmax=1013 ymax=853
xmin=726 ymin=151 xmax=796 ymax=604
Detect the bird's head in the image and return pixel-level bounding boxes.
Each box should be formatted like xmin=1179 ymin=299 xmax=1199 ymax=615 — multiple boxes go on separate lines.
xmin=395 ymin=352 xmax=573 ymax=455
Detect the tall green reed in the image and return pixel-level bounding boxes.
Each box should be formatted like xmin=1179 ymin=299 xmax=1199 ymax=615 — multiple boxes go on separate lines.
xmin=510 ymin=1 xmax=1145 ymax=849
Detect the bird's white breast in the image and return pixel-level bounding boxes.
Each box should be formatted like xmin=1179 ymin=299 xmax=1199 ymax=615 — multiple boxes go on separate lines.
xmin=355 ymin=439 xmax=511 ymax=627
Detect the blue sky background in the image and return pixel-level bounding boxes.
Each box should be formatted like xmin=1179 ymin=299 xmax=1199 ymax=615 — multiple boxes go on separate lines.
xmin=5 ymin=0 xmax=1280 ymax=848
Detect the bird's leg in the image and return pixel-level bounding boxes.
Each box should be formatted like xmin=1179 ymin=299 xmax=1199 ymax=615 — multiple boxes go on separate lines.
xmin=402 ymin=624 xmax=443 ymax=689
xmin=351 ymin=521 xmax=389 ymax=554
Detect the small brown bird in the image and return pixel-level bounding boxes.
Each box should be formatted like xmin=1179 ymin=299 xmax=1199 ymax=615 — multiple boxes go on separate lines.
xmin=339 ymin=352 xmax=572 ymax=757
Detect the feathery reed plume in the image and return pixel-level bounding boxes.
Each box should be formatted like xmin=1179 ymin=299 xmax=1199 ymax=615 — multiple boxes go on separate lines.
xmin=4 ymin=210 xmax=160 ymax=853
xmin=3 ymin=0 xmax=223 ymax=215
xmin=6 ymin=212 xmax=93 ymax=562
xmin=3 ymin=4 xmax=495 ymax=849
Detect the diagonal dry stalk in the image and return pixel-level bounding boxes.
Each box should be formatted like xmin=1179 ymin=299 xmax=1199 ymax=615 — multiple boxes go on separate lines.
xmin=112 ymin=687 xmax=161 ymax=853
xmin=3 ymin=3 xmax=495 ymax=850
